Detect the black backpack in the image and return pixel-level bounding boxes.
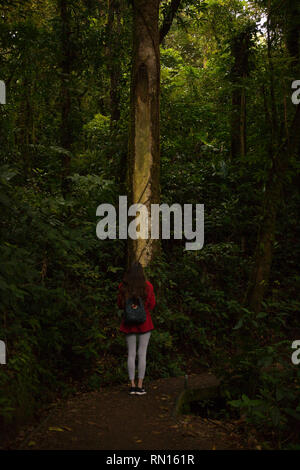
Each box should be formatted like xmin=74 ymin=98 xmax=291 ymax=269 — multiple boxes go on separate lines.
xmin=124 ymin=296 xmax=146 ymax=325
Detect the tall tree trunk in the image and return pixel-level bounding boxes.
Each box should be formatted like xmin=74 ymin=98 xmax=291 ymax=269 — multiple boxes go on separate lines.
xmin=245 ymin=105 xmax=300 ymax=313
xmin=245 ymin=7 xmax=300 ymax=313
xmin=106 ymin=0 xmax=126 ymax=192
xmin=285 ymin=0 xmax=300 ymax=189
xmin=266 ymin=14 xmax=279 ymax=146
xmin=230 ymin=27 xmax=252 ymax=159
xmin=231 ymin=89 xmax=242 ymax=159
xmin=285 ymin=0 xmax=300 ymax=70
xmin=59 ymin=0 xmax=73 ymax=197
xmin=240 ymin=87 xmax=246 ymax=157
xmin=231 ymin=86 xmax=247 ymax=159
xmin=19 ymin=77 xmax=31 ymax=178
xmin=106 ymin=0 xmax=122 ymax=125
xmin=127 ymin=0 xmax=160 ymax=268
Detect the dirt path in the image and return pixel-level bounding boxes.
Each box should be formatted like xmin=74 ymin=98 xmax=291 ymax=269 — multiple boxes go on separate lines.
xmin=14 ymin=373 xmax=246 ymax=450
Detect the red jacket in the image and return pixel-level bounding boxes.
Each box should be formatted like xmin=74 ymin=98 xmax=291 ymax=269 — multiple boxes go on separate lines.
xmin=118 ymin=280 xmax=155 ymax=334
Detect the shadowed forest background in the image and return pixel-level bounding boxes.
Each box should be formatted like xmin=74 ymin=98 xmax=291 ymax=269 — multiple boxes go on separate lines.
xmin=0 ymin=0 xmax=299 ymax=450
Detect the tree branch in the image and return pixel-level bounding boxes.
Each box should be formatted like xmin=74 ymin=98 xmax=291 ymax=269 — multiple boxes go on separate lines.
xmin=159 ymin=0 xmax=181 ymax=44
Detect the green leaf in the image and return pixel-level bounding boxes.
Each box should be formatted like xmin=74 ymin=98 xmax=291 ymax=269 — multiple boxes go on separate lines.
xmin=233 ymin=318 xmax=243 ymax=330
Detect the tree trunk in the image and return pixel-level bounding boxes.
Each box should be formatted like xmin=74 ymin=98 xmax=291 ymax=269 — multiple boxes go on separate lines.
xmin=245 ymin=7 xmax=300 ymax=314
xmin=59 ymin=0 xmax=73 ymax=197
xmin=231 ymin=86 xmax=247 ymax=159
xmin=231 ymin=89 xmax=242 ymax=159
xmin=159 ymin=0 xmax=181 ymax=44
xmin=127 ymin=0 xmax=160 ymax=268
xmin=245 ymin=106 xmax=300 ymax=313
xmin=106 ymin=0 xmax=122 ymax=125
xmin=285 ymin=0 xmax=300 ymax=69
xmin=285 ymin=0 xmax=300 ymax=189
xmin=230 ymin=27 xmax=252 ymax=159
xmin=240 ymin=87 xmax=246 ymax=157
xmin=19 ymin=77 xmax=32 ymax=179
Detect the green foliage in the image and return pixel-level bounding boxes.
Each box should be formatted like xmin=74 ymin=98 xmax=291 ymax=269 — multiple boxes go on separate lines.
xmin=225 ymin=343 xmax=300 ymax=448
xmin=0 ymin=0 xmax=299 ymax=451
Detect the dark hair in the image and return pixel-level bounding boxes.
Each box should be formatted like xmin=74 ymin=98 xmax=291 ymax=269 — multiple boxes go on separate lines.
xmin=120 ymin=262 xmax=147 ymax=303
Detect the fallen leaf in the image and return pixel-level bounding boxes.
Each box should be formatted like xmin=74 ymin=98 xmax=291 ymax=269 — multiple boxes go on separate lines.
xmin=48 ymin=426 xmax=65 ymax=432
xmin=62 ymin=425 xmax=72 ymax=431
xmin=182 ymin=431 xmax=197 ymax=437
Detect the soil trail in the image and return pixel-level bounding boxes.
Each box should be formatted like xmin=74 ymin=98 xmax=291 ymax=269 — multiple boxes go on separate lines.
xmin=15 ymin=373 xmax=245 ymax=450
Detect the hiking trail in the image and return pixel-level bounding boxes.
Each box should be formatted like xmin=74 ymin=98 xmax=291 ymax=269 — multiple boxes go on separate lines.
xmin=9 ymin=373 xmax=247 ymax=450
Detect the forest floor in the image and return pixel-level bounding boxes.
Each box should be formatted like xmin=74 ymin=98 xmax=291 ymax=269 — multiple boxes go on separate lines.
xmin=4 ymin=373 xmax=252 ymax=450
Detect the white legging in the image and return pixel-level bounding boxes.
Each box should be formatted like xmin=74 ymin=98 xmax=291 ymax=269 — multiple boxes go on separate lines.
xmin=126 ymin=332 xmax=151 ymax=381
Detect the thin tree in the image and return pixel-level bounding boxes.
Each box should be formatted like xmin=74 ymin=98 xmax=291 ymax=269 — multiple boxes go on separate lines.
xmin=230 ymin=23 xmax=254 ymax=159
xmin=59 ymin=0 xmax=73 ymax=197
xmin=106 ymin=0 xmax=122 ymax=126
xmin=245 ymin=2 xmax=300 ymax=313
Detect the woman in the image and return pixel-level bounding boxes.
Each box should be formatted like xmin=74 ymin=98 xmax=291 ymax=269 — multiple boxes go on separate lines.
xmin=117 ymin=262 xmax=155 ymax=395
